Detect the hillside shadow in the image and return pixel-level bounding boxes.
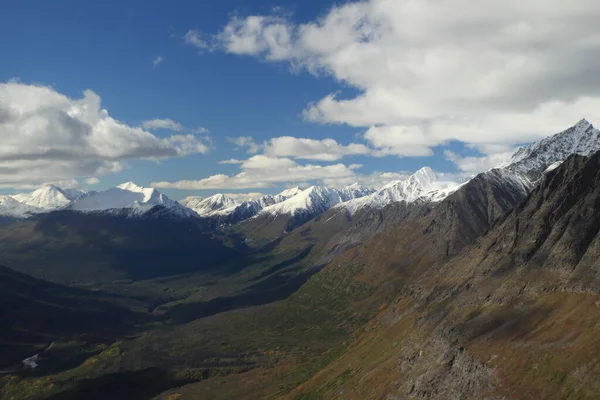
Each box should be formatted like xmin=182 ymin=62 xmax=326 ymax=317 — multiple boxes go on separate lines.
xmin=164 ymin=264 xmax=324 ymax=324
xmin=44 ymin=368 xmax=193 ymax=400
xmin=250 ymin=246 xmax=313 ymax=282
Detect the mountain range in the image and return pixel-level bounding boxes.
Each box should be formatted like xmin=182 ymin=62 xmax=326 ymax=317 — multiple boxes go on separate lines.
xmin=4 ymin=119 xmax=598 ymax=228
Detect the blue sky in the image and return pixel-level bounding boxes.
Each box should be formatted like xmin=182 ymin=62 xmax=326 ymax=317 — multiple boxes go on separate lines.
xmin=1 ymin=0 xmax=597 ymax=199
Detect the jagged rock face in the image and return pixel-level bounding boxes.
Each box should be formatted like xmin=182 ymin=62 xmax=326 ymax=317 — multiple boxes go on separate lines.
xmin=504 ymin=119 xmax=600 ymax=184
xmin=469 ymin=153 xmax=600 ymax=290
xmin=412 ymin=121 xmax=600 ymax=257
xmin=424 ymin=169 xmax=531 ymax=256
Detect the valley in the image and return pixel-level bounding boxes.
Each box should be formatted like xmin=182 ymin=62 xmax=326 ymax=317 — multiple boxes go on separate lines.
xmin=2 ymin=121 xmax=600 ymax=399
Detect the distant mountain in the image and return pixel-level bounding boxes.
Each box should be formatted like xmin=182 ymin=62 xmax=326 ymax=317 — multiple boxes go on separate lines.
xmin=274 ymin=186 xmax=303 ymax=202
xmin=259 ymin=183 xmax=375 ymax=220
xmin=235 ymin=183 xmax=375 ymax=243
xmin=0 ymin=195 xmax=42 ymax=218
xmin=338 ymin=167 xmax=459 ymax=214
xmin=265 ymin=119 xmax=600 ymax=264
xmin=181 ymin=186 xmax=309 ymax=224
xmin=180 ymin=194 xmax=238 ymax=217
xmin=2 ymin=182 xmax=195 ymax=219
xmin=12 ymin=185 xmax=89 ymax=210
xmin=68 ymin=181 xmax=195 ymax=217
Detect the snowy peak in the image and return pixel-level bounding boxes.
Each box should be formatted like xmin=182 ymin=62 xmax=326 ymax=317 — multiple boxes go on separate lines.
xmin=340 ymin=183 xmax=375 ymax=199
xmin=116 ymin=181 xmax=145 ymax=192
xmin=338 ymin=167 xmax=454 ymax=214
xmin=278 ymin=186 xmax=302 ymax=198
xmin=259 ymin=185 xmax=374 ymax=219
xmin=410 ymin=167 xmax=440 ymax=186
xmin=274 ymin=186 xmax=303 ymax=202
xmin=180 ymin=194 xmax=238 ymax=217
xmin=11 ymin=185 xmax=72 ymax=210
xmin=260 ymin=186 xmax=342 ymax=217
xmin=503 ymin=119 xmax=600 ymax=183
xmin=256 ymin=194 xmax=277 ymax=208
xmin=68 ymin=182 xmax=194 ymax=217
xmin=0 ymin=195 xmax=42 ymax=217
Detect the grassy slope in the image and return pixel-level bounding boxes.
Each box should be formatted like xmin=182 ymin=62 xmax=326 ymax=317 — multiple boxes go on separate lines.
xmin=282 ymin=155 xmax=600 ymax=399
xmin=1 ymin=241 xmax=367 ymax=399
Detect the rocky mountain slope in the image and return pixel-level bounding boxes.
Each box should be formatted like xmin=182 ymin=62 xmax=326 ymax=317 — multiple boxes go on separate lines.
xmin=281 ymin=120 xmax=600 ymax=260
xmin=285 ymin=150 xmax=600 ymax=400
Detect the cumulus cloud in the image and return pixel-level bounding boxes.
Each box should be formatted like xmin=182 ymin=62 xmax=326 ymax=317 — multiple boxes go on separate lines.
xmin=228 ymin=136 xmax=262 ymax=154
xmin=142 ymin=118 xmax=183 ymax=131
xmin=153 ymin=153 xmax=411 ymax=190
xmin=0 ymin=82 xmax=210 ymax=187
xmin=211 ymin=0 xmax=600 ymax=163
xmin=264 ymin=136 xmax=371 ymax=161
xmin=152 ymin=155 xmax=362 ymax=189
xmin=152 ymin=56 xmax=164 ymax=67
xmin=444 ymin=150 xmax=515 ymax=175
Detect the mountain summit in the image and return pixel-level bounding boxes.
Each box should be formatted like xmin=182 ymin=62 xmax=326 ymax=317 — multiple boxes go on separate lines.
xmin=11 ymin=185 xmax=88 ymax=210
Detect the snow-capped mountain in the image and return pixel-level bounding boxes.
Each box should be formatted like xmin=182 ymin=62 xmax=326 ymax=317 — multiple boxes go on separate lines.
xmin=1 ymin=120 xmax=597 ymax=223
xmin=180 ymin=194 xmax=238 ymax=217
xmin=1 ymin=182 xmax=194 ymax=218
xmin=338 ymin=167 xmax=458 ymax=214
xmin=11 ymin=185 xmax=89 ymax=210
xmin=0 ymin=195 xmax=42 ymax=218
xmin=274 ymin=187 xmax=302 ymax=203
xmin=501 ymin=118 xmax=600 ymax=185
xmin=334 ymin=120 xmax=600 ymax=216
xmin=69 ymin=181 xmax=195 ymax=217
xmin=255 ymin=194 xmax=278 ymax=208
xmin=182 ymin=187 xmax=307 ymax=222
xmin=259 ymin=183 xmax=375 ymax=218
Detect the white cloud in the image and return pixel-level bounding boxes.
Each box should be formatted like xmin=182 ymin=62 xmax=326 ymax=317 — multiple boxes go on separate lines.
xmin=212 ymin=0 xmax=600 ymax=163
xmin=228 ymin=136 xmax=261 ymax=154
xmin=0 ymin=82 xmax=210 ymax=187
xmin=153 ymin=153 xmax=415 ymax=190
xmin=184 ymin=29 xmax=213 ymax=51
xmin=264 ymin=136 xmax=371 ymax=161
xmin=444 ymin=150 xmax=515 ymax=175
xmin=85 ymin=177 xmax=101 ymax=185
xmin=141 ymin=118 xmax=183 ymax=131
xmin=166 ymin=134 xmax=210 ymax=155
xmin=152 ymin=56 xmax=164 ymax=67
xmin=152 ymin=155 xmax=361 ymax=189
xmin=216 ymin=16 xmax=295 ymax=61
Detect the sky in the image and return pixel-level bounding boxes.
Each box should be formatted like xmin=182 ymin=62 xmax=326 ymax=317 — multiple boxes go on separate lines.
xmin=1 ymin=0 xmax=600 ymax=200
